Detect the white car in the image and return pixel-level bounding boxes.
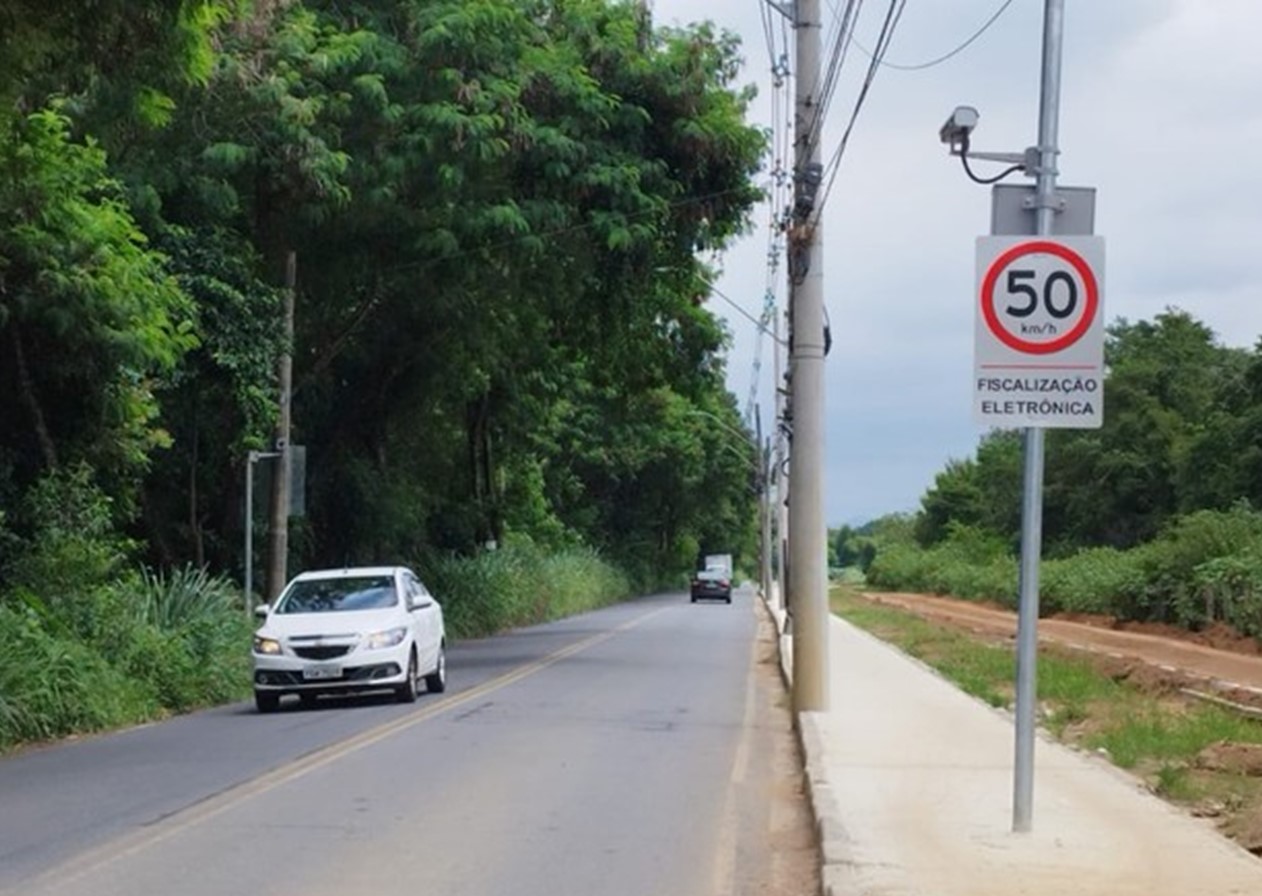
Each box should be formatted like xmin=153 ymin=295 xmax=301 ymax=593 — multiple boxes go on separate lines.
xmin=252 ymin=566 xmax=446 ymax=713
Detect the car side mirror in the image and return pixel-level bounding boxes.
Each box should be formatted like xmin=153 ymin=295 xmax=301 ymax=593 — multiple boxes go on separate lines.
xmin=253 ymin=604 xmax=270 ymax=621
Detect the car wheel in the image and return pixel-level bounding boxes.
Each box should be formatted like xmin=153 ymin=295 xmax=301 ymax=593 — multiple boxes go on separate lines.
xmin=424 ymin=643 xmax=447 ymax=694
xmin=725 ymin=595 xmax=732 ymax=604
xmin=255 ymin=691 xmax=280 ymax=713
xmin=396 ymin=649 xmax=419 ymax=703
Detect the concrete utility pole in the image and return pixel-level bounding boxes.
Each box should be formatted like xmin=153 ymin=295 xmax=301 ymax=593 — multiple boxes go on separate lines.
xmin=773 ymin=309 xmax=787 ymax=613
xmin=1013 ymin=0 xmax=1067 ymax=834
xmin=788 ymin=0 xmax=829 ymax=711
xmin=756 ymin=407 xmax=773 ymax=605
xmin=265 ymin=251 xmax=297 ymax=601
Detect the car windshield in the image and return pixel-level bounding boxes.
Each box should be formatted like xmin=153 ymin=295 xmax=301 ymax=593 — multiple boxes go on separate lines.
xmin=275 ymin=576 xmax=397 ymax=614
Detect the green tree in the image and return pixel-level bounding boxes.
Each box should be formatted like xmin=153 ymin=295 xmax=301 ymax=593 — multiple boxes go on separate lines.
xmin=0 ymin=109 xmax=193 ymax=522
xmin=99 ymin=0 xmax=766 ymax=579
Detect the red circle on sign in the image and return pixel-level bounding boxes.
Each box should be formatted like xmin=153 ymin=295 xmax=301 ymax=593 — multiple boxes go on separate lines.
xmin=980 ymin=240 xmax=1099 ymax=355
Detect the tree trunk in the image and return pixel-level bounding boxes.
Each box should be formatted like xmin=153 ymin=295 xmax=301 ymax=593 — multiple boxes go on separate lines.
xmin=189 ymin=406 xmax=204 ymax=568
xmin=11 ymin=324 xmax=58 ymax=470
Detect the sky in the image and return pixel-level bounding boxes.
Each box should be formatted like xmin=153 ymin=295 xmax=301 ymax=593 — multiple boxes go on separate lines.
xmin=648 ymin=0 xmax=1262 ymax=526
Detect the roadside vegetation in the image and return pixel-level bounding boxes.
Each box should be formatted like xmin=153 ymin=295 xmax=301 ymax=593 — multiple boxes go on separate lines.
xmin=830 ymin=585 xmax=1262 ymax=854
xmin=0 ymin=2 xmax=760 ymax=752
xmin=0 ymin=465 xmax=631 ymax=752
xmin=830 ymin=309 xmax=1262 ymax=644
xmin=839 ymin=509 xmax=1262 ymax=642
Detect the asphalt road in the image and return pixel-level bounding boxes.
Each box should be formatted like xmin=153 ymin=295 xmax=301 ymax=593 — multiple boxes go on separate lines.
xmin=0 ymin=587 xmax=773 ymax=896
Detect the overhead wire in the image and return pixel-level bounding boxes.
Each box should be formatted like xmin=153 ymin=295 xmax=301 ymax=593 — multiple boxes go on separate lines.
xmin=743 ymin=0 xmax=796 ymax=424
xmin=849 ymin=0 xmax=1018 ymax=71
xmin=758 ymin=0 xmax=781 ymax=70
xmin=710 ymin=280 xmax=786 ymax=345
xmin=799 ymin=0 xmax=864 ymax=171
xmin=811 ymin=0 xmax=907 ymax=224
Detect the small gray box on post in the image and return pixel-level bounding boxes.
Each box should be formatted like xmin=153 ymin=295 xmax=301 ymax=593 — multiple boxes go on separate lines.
xmin=288 ymin=444 xmax=306 ymax=518
xmin=991 ymin=184 xmax=1095 ymax=236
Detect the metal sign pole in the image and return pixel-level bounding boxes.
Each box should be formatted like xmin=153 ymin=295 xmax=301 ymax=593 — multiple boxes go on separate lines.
xmin=245 ymin=451 xmax=254 ymax=617
xmin=244 ymin=450 xmax=280 ymax=618
xmin=1013 ymin=0 xmax=1067 ymax=834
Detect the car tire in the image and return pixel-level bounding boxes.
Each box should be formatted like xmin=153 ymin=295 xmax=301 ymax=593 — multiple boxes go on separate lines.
xmin=255 ymin=691 xmax=280 ymax=713
xmin=396 ymin=649 xmax=419 ymax=703
xmin=424 ymin=643 xmax=447 ymax=694
xmin=724 ymin=595 xmax=732 ymax=604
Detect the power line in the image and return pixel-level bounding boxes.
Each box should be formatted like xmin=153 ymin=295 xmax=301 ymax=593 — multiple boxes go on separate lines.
xmin=850 ymin=0 xmax=1017 ymax=71
xmin=812 ymin=0 xmax=907 ymax=223
xmin=758 ymin=0 xmax=777 ymax=69
xmin=801 ymin=0 xmax=863 ymax=168
xmin=707 ymin=280 xmax=786 ymax=345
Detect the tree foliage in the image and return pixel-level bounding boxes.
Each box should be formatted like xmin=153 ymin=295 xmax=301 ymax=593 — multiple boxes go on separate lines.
xmin=914 ymin=309 xmax=1260 ymax=556
xmin=1 ymin=0 xmax=766 ymax=595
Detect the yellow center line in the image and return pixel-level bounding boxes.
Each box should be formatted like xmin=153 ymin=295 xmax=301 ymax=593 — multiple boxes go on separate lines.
xmin=16 ymin=605 xmax=670 ymax=895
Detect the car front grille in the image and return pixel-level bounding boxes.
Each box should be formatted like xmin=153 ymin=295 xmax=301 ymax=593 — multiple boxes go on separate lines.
xmin=254 ymin=663 xmax=400 ymax=688
xmin=292 ymin=645 xmax=352 ymax=660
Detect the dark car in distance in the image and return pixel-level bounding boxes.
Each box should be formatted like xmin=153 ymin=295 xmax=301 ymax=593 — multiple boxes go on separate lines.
xmin=690 ymin=568 xmax=732 ymax=604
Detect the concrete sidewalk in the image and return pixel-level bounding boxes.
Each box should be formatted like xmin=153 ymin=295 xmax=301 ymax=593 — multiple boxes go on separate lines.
xmin=770 ymin=602 xmax=1262 ymax=896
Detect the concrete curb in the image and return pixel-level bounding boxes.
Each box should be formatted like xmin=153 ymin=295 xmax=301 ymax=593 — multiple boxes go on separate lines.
xmin=761 ymin=594 xmax=858 ymax=896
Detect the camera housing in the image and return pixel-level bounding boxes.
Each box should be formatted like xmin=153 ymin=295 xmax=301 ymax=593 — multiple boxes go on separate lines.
xmin=939 ymin=105 xmax=980 ymax=148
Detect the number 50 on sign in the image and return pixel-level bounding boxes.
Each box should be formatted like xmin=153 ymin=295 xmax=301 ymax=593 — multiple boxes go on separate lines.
xmin=974 ymin=236 xmax=1106 ymax=429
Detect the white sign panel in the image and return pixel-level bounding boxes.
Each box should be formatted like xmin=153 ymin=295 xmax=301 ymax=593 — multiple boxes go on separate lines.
xmin=974 ymin=236 xmax=1105 ymax=429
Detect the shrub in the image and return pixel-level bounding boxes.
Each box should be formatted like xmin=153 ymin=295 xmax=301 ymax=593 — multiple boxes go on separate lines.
xmin=1191 ymin=545 xmax=1262 ymax=638
xmin=1136 ymin=508 xmax=1262 ymax=628
xmin=116 ymin=567 xmax=254 ymax=710
xmin=4 ymin=464 xmax=133 ymax=598
xmin=1042 ymin=547 xmax=1145 ymax=616
xmin=423 ymin=540 xmax=630 ymax=639
xmin=864 ymin=506 xmax=1262 ymax=640
xmin=868 ymin=525 xmax=1016 ymax=607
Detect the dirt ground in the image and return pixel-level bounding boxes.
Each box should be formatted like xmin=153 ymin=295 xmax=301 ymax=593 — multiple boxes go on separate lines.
xmin=864 ymin=591 xmax=1262 ymax=703
xmin=716 ymin=601 xmax=821 ymax=896
xmin=859 ymin=591 xmax=1262 ymax=855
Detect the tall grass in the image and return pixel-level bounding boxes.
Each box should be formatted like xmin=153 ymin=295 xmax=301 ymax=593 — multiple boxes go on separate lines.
xmin=423 ymin=541 xmax=631 ymax=639
xmin=0 ymin=604 xmax=156 ymax=750
xmin=0 ymin=565 xmax=254 ymax=751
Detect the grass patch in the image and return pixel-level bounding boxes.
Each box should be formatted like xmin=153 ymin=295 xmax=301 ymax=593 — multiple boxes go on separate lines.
xmin=1088 ymin=705 xmax=1262 ymax=769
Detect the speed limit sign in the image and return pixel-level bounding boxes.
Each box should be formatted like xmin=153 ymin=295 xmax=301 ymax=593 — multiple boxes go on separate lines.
xmin=974 ymin=236 xmax=1105 ymax=428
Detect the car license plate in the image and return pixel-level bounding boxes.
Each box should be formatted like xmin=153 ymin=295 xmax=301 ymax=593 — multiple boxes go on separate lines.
xmin=303 ymin=664 xmax=342 ymax=680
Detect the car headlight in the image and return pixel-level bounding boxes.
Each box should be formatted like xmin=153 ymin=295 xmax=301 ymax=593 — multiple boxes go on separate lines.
xmin=366 ymin=627 xmax=407 ymax=649
xmin=253 ymin=636 xmax=282 ymax=655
